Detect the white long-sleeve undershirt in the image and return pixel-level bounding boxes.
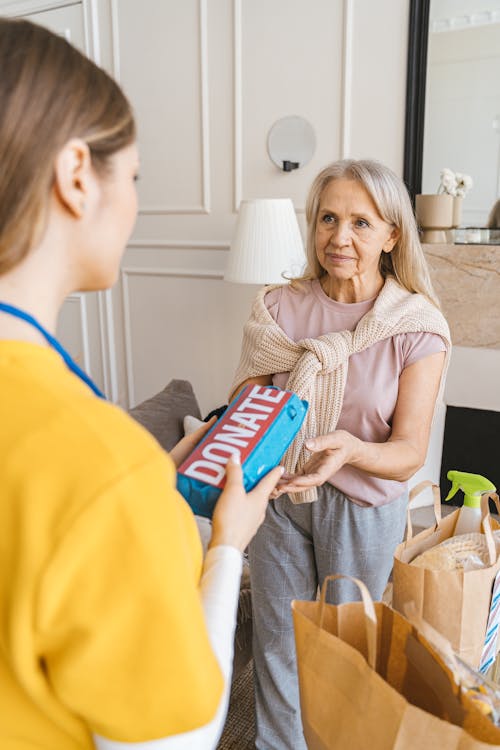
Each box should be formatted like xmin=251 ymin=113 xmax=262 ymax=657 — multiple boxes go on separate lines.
xmin=94 ymin=544 xmax=243 ymax=750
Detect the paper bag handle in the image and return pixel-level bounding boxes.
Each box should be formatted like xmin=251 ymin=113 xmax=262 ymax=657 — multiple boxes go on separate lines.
xmin=485 ymin=491 xmax=500 ymax=519
xmin=405 ymin=481 xmax=441 ymax=543
xmin=481 ymin=492 xmax=499 ymax=566
xmin=319 ymin=574 xmax=377 ymax=669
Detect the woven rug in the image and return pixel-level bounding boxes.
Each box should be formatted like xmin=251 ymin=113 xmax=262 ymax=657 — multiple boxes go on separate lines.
xmin=217 ymin=659 xmax=255 ymax=750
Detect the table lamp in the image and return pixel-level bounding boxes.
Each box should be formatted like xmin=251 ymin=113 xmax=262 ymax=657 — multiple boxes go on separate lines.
xmin=224 ymin=198 xmax=306 ymax=284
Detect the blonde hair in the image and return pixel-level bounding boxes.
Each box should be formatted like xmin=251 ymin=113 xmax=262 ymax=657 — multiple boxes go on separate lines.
xmin=294 ymin=159 xmax=440 ymax=307
xmin=0 ymin=18 xmax=136 ymax=275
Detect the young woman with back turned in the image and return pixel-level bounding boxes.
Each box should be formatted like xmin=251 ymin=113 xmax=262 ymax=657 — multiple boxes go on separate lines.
xmin=231 ymin=158 xmax=451 ymax=749
xmin=0 ymin=18 xmax=282 ymax=750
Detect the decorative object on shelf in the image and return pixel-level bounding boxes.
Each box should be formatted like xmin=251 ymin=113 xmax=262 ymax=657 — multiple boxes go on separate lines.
xmin=438 ymin=167 xmax=473 ymax=197
xmin=267 ymin=116 xmax=316 ymax=173
xmin=415 ymin=193 xmax=454 ymax=243
xmin=438 ymin=167 xmax=474 ymax=229
xmin=415 ymin=168 xmax=474 ymax=242
xmin=224 ymin=198 xmax=306 ymax=284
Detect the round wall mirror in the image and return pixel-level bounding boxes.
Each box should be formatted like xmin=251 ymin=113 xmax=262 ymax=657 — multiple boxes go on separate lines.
xmin=267 ymin=116 xmax=316 ymax=172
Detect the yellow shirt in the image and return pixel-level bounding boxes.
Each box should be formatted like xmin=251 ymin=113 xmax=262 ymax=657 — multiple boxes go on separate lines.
xmin=0 ymin=341 xmax=223 ymax=749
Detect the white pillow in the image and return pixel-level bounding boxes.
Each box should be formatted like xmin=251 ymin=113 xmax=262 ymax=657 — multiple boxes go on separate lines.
xmin=195 ymin=515 xmax=212 ymax=557
xmin=182 ymin=414 xmax=212 ymax=554
xmin=183 ymin=414 xmax=205 ymax=435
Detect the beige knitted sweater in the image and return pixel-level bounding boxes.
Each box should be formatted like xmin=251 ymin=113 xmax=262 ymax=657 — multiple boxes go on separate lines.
xmin=231 ymin=277 xmax=452 ymax=504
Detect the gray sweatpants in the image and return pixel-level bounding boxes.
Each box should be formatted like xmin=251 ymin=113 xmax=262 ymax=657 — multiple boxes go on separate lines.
xmin=248 ymin=483 xmax=408 ymax=750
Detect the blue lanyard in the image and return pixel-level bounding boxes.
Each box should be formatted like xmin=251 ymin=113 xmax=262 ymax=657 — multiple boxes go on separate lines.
xmin=0 ymin=301 xmax=105 ymax=399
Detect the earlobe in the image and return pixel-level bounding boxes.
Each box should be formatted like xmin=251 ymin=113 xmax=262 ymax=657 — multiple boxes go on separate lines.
xmin=53 ymin=138 xmax=93 ymax=219
xmin=382 ymin=227 xmax=400 ymax=254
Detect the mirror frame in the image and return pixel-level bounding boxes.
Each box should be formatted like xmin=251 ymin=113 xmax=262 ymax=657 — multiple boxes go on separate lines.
xmin=403 ymin=0 xmax=431 ymax=201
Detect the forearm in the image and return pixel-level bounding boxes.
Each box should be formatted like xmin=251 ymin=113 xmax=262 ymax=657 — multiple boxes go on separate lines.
xmin=229 ymin=374 xmax=273 ymax=401
xmin=163 ymin=545 xmax=243 ymax=748
xmin=348 ymin=434 xmax=424 ymax=482
xmin=279 ymin=430 xmax=426 ymax=495
xmin=199 ymin=544 xmax=243 ymax=684
xmin=94 ymin=545 xmax=242 ymax=750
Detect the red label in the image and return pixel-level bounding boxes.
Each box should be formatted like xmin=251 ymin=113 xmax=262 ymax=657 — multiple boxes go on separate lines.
xmin=178 ymin=384 xmax=291 ymax=488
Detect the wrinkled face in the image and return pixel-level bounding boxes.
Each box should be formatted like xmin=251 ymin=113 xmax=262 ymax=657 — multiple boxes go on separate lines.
xmin=315 ymin=178 xmax=398 ymax=288
xmin=80 ymin=142 xmax=139 ymax=290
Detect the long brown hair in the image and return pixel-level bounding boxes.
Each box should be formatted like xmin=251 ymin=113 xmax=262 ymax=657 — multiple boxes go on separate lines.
xmin=294 ymin=159 xmax=440 ymax=307
xmin=0 ymin=18 xmax=136 ymax=274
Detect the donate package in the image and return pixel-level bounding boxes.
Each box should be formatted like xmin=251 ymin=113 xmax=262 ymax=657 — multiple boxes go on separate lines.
xmin=176 ymin=384 xmax=308 ymax=518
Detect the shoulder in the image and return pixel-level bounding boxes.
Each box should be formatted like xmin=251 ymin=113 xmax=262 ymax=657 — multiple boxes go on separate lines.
xmin=263 ymin=284 xmax=285 ymax=320
xmin=377 ymin=278 xmax=451 ymax=339
xmin=396 ymin=331 xmax=448 ymax=368
xmin=11 ymin=386 xmax=173 ymax=531
xmin=68 ymin=393 xmax=166 ymax=470
xmin=37 ymin=397 xmax=196 ymax=583
xmin=263 ymin=280 xmax=314 ymax=319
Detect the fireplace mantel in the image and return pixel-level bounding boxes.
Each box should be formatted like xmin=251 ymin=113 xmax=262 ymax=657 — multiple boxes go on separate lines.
xmin=423 ymin=243 xmax=500 ymax=349
xmin=408 ymin=243 xmax=500 ymax=507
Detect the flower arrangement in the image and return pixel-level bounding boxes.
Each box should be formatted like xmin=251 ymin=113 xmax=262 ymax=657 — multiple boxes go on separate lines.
xmin=438 ymin=168 xmax=473 ymax=197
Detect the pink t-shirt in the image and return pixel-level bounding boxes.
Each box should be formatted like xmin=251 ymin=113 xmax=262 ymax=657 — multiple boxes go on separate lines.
xmin=265 ymin=279 xmax=446 ymax=507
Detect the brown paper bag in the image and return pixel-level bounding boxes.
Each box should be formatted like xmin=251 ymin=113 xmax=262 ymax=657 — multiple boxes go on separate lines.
xmin=393 ymin=482 xmax=500 ymax=667
xmin=292 ymin=574 xmax=500 ymax=750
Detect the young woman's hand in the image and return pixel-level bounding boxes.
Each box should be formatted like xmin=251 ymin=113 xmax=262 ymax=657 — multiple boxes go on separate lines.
xmin=273 ymin=430 xmax=360 ymax=495
xmin=210 ymin=458 xmax=284 ymax=552
xmin=169 ymin=416 xmax=216 ymax=468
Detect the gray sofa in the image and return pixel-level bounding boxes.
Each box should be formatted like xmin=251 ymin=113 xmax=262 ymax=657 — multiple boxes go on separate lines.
xmin=129 ymin=379 xmax=252 ymax=681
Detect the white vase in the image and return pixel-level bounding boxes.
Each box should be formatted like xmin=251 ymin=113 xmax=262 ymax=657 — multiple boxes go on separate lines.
xmin=415 ymin=194 xmax=454 ymax=243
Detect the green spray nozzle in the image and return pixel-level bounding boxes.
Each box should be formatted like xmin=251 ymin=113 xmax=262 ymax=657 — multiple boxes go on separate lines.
xmin=445 ymin=470 xmax=496 ymax=508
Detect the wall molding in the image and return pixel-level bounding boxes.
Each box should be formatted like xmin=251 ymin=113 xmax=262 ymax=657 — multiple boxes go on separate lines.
xmin=82 ymin=0 xmax=100 ymax=62
xmin=109 ymin=0 xmax=121 ymax=80
xmin=122 ymin=268 xmax=223 ymax=278
xmin=96 ymin=290 xmax=119 ymax=402
xmin=340 ymin=0 xmax=354 ymax=158
xmin=120 ymin=266 xmax=223 ymax=407
xmin=0 ymin=0 xmax=79 ymax=15
xmin=126 ymin=239 xmax=230 ymax=250
xmin=66 ymin=293 xmax=91 ymax=374
xmin=110 ymin=0 xmax=211 ymax=216
xmin=233 ymin=0 xmax=243 ymax=212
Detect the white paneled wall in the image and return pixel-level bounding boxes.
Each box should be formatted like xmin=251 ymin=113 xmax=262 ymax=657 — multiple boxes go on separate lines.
xmin=0 ymin=0 xmax=410 ymax=414
xmin=235 ymin=0 xmax=344 ymax=210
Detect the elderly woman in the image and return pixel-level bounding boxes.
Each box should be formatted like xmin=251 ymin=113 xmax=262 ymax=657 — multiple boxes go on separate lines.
xmin=230 ymin=159 xmax=451 ymax=749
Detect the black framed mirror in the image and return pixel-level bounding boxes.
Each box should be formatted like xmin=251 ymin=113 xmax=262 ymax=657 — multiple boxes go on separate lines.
xmin=403 ymin=0 xmax=430 ymax=202
xmin=403 ymin=0 xmax=500 ymax=233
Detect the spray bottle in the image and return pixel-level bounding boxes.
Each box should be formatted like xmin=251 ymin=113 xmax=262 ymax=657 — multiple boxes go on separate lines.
xmin=445 ymin=470 xmax=497 ymax=536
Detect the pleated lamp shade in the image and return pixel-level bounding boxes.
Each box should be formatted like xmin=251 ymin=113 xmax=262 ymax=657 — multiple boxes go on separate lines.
xmin=225 ymin=199 xmax=306 ymax=284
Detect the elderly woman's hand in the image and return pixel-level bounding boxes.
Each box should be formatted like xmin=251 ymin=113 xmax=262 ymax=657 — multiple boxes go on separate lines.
xmin=272 ymin=430 xmax=360 ymax=496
